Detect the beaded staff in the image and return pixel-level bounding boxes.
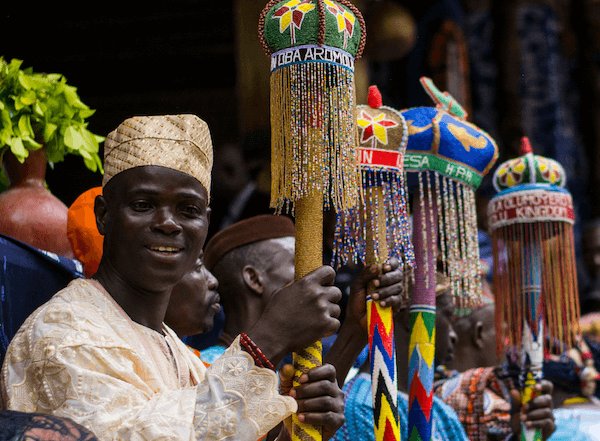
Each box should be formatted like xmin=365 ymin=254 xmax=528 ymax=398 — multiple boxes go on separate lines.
xmin=333 ymin=85 xmax=414 ymax=441
xmin=401 ymin=77 xmax=498 ymax=441
xmin=259 ymin=2 xmax=365 ymax=440
xmin=488 ymin=137 xmax=580 ymax=441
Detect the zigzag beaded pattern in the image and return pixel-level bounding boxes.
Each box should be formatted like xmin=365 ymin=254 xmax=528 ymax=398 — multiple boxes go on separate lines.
xmin=407 ymin=308 xmax=436 ymax=441
xmin=368 ymin=301 xmax=401 ymax=441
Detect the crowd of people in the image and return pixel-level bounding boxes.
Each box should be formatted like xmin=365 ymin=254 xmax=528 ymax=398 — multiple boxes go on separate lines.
xmin=0 ymin=111 xmax=597 ymax=441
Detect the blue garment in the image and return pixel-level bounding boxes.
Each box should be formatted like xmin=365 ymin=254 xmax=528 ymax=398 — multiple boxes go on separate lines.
xmin=200 ymin=344 xmax=227 ymax=365
xmin=333 ymin=373 xmax=468 ymax=441
xmin=0 ymin=234 xmax=83 ymax=365
xmin=549 ymin=407 xmax=600 ymax=441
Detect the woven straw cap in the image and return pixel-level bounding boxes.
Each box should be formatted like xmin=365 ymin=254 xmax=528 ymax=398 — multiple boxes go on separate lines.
xmin=102 ymin=114 xmax=213 ymax=196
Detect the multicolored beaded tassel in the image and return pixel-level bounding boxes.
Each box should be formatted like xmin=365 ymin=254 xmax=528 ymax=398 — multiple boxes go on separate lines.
xmin=260 ymin=0 xmax=366 ymax=214
xmin=402 ymin=77 xmax=499 ymax=441
xmin=333 ymin=85 xmax=414 ymax=269
xmin=334 ymin=85 xmax=413 ymax=441
xmin=488 ymin=137 xmax=580 ymax=441
xmin=259 ymin=2 xmax=366 ymax=440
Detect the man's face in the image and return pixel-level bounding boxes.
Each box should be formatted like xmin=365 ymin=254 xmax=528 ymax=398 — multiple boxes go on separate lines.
xmin=165 ymin=259 xmax=221 ymax=337
xmin=97 ymin=165 xmax=209 ymax=292
xmin=451 ymin=303 xmax=499 ymax=372
xmin=435 ymin=292 xmax=458 ymax=366
xmin=260 ymin=237 xmax=295 ymax=302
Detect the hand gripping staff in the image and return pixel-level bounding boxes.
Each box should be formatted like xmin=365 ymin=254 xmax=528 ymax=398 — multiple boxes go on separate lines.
xmin=333 ymin=85 xmax=414 ymax=441
xmin=259 ymin=1 xmax=366 ymax=440
xmin=400 ymin=77 xmax=498 ymax=441
xmin=488 ymin=137 xmax=580 ymax=441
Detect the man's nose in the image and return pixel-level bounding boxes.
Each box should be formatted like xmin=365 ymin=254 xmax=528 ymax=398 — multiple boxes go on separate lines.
xmin=152 ymin=208 xmax=182 ymax=235
xmin=208 ymin=273 xmax=219 ymax=290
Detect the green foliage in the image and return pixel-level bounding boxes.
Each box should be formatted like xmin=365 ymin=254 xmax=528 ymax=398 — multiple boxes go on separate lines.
xmin=0 ymin=57 xmax=104 ymax=177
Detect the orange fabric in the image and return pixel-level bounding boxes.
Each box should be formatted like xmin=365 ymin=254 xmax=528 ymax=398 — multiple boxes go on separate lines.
xmin=67 ymin=187 xmax=103 ymax=277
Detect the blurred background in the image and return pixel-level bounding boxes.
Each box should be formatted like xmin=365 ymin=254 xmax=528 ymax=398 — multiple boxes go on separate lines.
xmin=2 ymin=0 xmax=600 ymax=308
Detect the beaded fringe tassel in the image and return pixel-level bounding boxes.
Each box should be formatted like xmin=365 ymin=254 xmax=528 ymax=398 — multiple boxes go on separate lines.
xmin=332 ymin=168 xmax=414 ymax=270
xmin=416 ymin=172 xmax=482 ymax=309
xmin=492 ymin=221 xmax=581 ymax=356
xmin=270 ymin=62 xmax=360 ymax=213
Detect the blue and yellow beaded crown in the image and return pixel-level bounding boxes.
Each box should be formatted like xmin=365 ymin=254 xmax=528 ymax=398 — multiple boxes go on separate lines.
xmin=401 ymin=77 xmax=499 ymax=305
xmin=401 ymin=77 xmax=498 ymax=189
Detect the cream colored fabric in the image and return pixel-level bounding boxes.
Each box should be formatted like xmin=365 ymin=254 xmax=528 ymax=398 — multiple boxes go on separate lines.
xmin=1 ymin=278 xmax=296 ymax=440
xmin=102 ymin=114 xmax=213 ymax=197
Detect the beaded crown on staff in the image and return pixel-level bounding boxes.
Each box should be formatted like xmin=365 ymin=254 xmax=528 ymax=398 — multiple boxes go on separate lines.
xmin=401 ymin=77 xmax=499 ymax=307
xmin=403 ymin=77 xmax=498 ymax=441
xmin=259 ymin=2 xmax=366 ymax=440
xmin=332 ymin=84 xmax=414 ymax=441
xmin=488 ymin=137 xmax=580 ymax=355
xmin=333 ymin=84 xmax=414 ymax=269
xmin=259 ymin=0 xmax=365 ymax=213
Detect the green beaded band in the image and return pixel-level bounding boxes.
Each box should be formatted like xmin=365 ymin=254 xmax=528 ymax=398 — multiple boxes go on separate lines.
xmin=404 ymin=151 xmax=483 ymax=188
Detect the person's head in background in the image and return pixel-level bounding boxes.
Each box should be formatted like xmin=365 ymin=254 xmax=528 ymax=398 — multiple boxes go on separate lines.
xmin=204 ymin=215 xmax=295 ymax=342
xmin=450 ymin=302 xmax=499 ymax=372
xmin=164 ymin=256 xmax=221 ymax=338
xmin=447 ymin=269 xmax=500 ymax=372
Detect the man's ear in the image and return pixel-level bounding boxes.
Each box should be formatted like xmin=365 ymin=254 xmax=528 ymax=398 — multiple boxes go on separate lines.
xmin=94 ymin=195 xmax=108 ymax=236
xmin=242 ymin=265 xmax=264 ymax=296
xmin=474 ymin=320 xmax=485 ymax=349
xmin=206 ymin=207 xmax=212 ymax=225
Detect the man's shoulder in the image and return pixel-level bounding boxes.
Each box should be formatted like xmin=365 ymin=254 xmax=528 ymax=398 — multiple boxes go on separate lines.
xmin=7 ymin=279 xmax=122 ymax=353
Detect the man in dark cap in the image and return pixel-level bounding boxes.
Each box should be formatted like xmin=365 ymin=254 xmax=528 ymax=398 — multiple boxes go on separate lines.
xmin=203 ymin=214 xmax=407 ymax=366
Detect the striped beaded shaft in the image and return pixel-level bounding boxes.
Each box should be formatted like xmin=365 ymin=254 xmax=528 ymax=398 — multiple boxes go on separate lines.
xmin=408 ymin=193 xmax=437 ymax=441
xmin=520 ymin=241 xmax=543 ymax=441
xmin=401 ymin=77 xmax=499 ymax=441
xmin=368 ymin=300 xmax=401 ymax=441
xmin=333 ymin=85 xmax=413 ymax=441
xmin=366 ymin=188 xmax=401 ymax=441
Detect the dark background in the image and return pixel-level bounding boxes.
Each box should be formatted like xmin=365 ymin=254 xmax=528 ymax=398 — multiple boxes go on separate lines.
xmin=1 ymin=0 xmax=238 ymax=206
xmin=2 ymin=0 xmax=600 ymax=305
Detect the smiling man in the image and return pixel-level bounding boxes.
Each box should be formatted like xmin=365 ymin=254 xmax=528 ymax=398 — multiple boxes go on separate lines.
xmin=0 ymin=115 xmax=346 ymax=440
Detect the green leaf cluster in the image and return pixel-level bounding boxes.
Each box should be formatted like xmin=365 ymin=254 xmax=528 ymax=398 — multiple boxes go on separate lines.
xmin=0 ymin=57 xmax=104 ymax=177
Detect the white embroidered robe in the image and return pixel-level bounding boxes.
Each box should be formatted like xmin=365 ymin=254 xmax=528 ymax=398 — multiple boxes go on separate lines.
xmin=1 ymin=279 xmax=296 ymax=440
